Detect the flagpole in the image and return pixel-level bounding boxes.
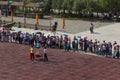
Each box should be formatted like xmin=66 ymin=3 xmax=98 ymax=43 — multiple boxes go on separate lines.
xmin=49 ymin=16 xmax=52 ymax=31
xmin=11 ymin=10 xmax=13 ymax=22
xmin=36 ymin=12 xmax=39 ymax=25
xmin=62 ymin=16 xmax=66 ymax=32
xmin=0 ymin=9 xmax=1 ymax=18
xmin=0 ymin=9 xmax=1 ymax=26
xmin=23 ymin=12 xmax=26 ymax=27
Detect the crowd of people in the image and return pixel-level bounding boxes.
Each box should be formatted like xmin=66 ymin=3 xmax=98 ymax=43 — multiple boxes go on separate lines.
xmin=0 ymin=29 xmax=120 ymax=59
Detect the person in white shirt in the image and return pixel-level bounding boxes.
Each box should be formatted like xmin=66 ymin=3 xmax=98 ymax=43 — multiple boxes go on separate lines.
xmin=43 ymin=47 xmax=48 ymax=61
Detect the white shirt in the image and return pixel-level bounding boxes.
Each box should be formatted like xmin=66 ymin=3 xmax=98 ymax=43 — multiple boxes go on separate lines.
xmin=44 ymin=49 xmax=47 ymax=54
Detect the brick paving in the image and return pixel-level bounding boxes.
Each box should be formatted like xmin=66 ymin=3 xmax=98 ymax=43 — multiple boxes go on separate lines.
xmin=0 ymin=42 xmax=120 ymax=80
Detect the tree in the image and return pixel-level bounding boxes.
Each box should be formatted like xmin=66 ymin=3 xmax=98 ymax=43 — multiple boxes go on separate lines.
xmin=56 ymin=0 xmax=63 ymax=14
xmin=72 ymin=0 xmax=85 ymax=16
xmin=61 ymin=0 xmax=74 ymax=17
xmin=43 ymin=0 xmax=52 ymax=14
xmin=22 ymin=0 xmax=32 ymax=11
xmin=15 ymin=0 xmax=120 ymax=19
xmin=61 ymin=0 xmax=68 ymax=15
xmin=52 ymin=0 xmax=57 ymax=10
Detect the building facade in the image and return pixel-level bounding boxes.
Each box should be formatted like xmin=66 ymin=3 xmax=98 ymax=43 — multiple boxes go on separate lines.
xmin=0 ymin=0 xmax=44 ymax=18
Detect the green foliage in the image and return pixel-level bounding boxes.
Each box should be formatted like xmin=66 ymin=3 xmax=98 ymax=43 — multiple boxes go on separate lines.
xmin=14 ymin=0 xmax=120 ymax=19
xmin=43 ymin=0 xmax=52 ymax=14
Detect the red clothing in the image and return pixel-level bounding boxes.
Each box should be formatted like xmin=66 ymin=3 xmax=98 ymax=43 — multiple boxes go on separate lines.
xmin=30 ymin=53 xmax=34 ymax=61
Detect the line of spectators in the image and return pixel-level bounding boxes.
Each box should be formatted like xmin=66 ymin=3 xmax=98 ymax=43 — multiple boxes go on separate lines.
xmin=0 ymin=29 xmax=119 ymax=59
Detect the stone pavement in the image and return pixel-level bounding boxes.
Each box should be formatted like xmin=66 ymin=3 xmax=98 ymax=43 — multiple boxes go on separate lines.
xmin=1 ymin=16 xmax=113 ymax=34
xmin=0 ymin=42 xmax=120 ymax=80
xmin=76 ymin=23 xmax=120 ymax=44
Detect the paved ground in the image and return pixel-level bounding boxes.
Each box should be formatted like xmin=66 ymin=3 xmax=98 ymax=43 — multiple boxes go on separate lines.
xmin=0 ymin=42 xmax=120 ymax=80
xmin=76 ymin=23 xmax=120 ymax=44
xmin=1 ymin=16 xmax=114 ymax=34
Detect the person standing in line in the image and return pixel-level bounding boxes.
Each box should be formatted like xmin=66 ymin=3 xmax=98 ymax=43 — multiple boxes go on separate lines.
xmin=43 ymin=47 xmax=48 ymax=61
xmin=113 ymin=41 xmax=117 ymax=58
xmin=30 ymin=45 xmax=35 ymax=61
xmin=108 ymin=42 xmax=112 ymax=57
xmin=89 ymin=40 xmax=93 ymax=53
xmin=67 ymin=38 xmax=71 ymax=52
xmin=116 ymin=45 xmax=120 ymax=59
xmin=84 ymin=39 xmax=88 ymax=53
xmin=79 ymin=39 xmax=84 ymax=51
xmin=72 ymin=40 xmax=75 ymax=52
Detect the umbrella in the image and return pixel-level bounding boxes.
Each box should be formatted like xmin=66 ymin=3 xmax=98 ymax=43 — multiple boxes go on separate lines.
xmin=45 ymin=33 xmax=54 ymax=37
xmin=36 ymin=45 xmax=41 ymax=49
xmin=0 ymin=27 xmax=4 ymax=31
xmin=36 ymin=32 xmax=42 ymax=34
xmin=77 ymin=36 xmax=81 ymax=38
xmin=81 ymin=36 xmax=87 ymax=39
xmin=14 ymin=30 xmax=21 ymax=33
xmin=32 ymin=32 xmax=42 ymax=34
xmin=63 ymin=34 xmax=68 ymax=37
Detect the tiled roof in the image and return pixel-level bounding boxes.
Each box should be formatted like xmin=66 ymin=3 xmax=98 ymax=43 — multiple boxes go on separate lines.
xmin=0 ymin=1 xmax=8 ymax=5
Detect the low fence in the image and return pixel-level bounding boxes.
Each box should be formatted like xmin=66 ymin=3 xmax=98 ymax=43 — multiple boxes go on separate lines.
xmin=14 ymin=12 xmax=44 ymax=19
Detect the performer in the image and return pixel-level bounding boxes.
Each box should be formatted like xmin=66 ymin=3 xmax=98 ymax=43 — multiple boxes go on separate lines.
xmin=30 ymin=45 xmax=35 ymax=61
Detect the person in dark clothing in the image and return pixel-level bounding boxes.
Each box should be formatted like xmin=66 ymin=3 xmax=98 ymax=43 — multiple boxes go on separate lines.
xmin=106 ymin=44 xmax=109 ymax=57
xmin=52 ymin=22 xmax=58 ymax=32
xmin=116 ymin=45 xmax=120 ymax=59
xmin=72 ymin=40 xmax=75 ymax=52
xmin=90 ymin=22 xmax=94 ymax=33
xmin=79 ymin=39 xmax=84 ymax=51
xmin=89 ymin=40 xmax=93 ymax=53
xmin=84 ymin=39 xmax=88 ymax=53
